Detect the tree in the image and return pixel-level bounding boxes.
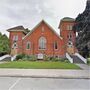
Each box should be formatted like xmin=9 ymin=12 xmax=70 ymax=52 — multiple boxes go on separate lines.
xmin=73 ymin=1 xmax=90 ymax=58
xmin=0 ymin=32 xmax=10 ymax=56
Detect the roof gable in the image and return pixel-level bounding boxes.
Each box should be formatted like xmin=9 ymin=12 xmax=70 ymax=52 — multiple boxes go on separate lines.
xmin=7 ymin=26 xmax=25 ymax=31
xmin=23 ymin=20 xmax=62 ymax=40
xmin=7 ymin=26 xmax=29 ymax=34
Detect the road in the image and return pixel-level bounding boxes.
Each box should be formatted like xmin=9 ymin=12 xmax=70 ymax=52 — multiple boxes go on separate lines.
xmin=0 ymin=77 xmax=89 ymax=90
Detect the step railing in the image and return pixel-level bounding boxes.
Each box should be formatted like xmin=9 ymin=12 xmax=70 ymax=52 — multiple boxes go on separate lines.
xmin=75 ymin=53 xmax=87 ymax=64
xmin=66 ymin=53 xmax=73 ymax=63
xmin=0 ymin=55 xmax=11 ymax=61
xmin=11 ymin=55 xmax=17 ymax=61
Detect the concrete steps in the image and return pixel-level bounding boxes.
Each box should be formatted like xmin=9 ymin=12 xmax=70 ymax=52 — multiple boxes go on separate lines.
xmin=0 ymin=55 xmax=11 ymax=61
xmin=71 ymin=55 xmax=85 ymax=64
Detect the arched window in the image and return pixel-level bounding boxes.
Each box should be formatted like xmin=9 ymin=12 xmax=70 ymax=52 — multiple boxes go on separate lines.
xmin=67 ymin=41 xmax=73 ymax=48
xmin=54 ymin=41 xmax=58 ymax=50
xmin=67 ymin=25 xmax=73 ymax=30
xmin=13 ymin=35 xmax=18 ymax=41
xmin=12 ymin=42 xmax=18 ymax=49
xmin=39 ymin=37 xmax=46 ymax=49
xmin=26 ymin=42 xmax=31 ymax=49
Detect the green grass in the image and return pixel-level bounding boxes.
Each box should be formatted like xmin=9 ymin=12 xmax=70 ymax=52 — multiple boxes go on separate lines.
xmin=0 ymin=61 xmax=80 ymax=69
xmin=87 ymin=58 xmax=90 ymax=65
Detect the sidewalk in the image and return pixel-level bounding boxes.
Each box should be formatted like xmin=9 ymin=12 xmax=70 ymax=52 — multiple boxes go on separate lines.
xmin=0 ymin=69 xmax=90 ymax=79
xmin=76 ymin=64 xmax=90 ymax=70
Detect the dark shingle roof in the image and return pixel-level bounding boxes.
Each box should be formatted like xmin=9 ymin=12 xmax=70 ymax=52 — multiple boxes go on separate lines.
xmin=61 ymin=17 xmax=75 ymax=22
xmin=7 ymin=26 xmax=25 ymax=31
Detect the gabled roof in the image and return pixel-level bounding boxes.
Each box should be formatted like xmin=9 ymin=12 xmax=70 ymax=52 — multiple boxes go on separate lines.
xmin=23 ymin=20 xmax=62 ymax=40
xmin=7 ymin=26 xmax=28 ymax=34
xmin=61 ymin=17 xmax=75 ymax=22
xmin=58 ymin=17 xmax=75 ymax=28
xmin=7 ymin=26 xmax=25 ymax=31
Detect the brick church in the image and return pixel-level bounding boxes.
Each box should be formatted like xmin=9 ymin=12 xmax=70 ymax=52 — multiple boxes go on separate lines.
xmin=7 ymin=17 xmax=77 ymax=58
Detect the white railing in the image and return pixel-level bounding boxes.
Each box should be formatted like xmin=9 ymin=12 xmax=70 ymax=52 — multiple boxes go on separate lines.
xmin=75 ymin=53 xmax=87 ymax=64
xmin=66 ymin=53 xmax=73 ymax=63
xmin=0 ymin=55 xmax=11 ymax=61
xmin=11 ymin=55 xmax=17 ymax=61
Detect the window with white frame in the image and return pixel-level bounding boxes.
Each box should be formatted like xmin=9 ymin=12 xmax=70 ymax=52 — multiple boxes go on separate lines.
xmin=13 ymin=35 xmax=18 ymax=41
xmin=39 ymin=37 xmax=46 ymax=49
xmin=67 ymin=25 xmax=73 ymax=30
xmin=68 ymin=32 xmax=72 ymax=39
xmin=54 ymin=41 xmax=58 ymax=50
xmin=67 ymin=41 xmax=73 ymax=47
xmin=12 ymin=42 xmax=18 ymax=48
xmin=26 ymin=41 xmax=31 ymax=49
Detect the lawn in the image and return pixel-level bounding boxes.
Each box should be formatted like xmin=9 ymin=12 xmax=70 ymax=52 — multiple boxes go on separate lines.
xmin=0 ymin=61 xmax=80 ymax=69
xmin=87 ymin=58 xmax=90 ymax=65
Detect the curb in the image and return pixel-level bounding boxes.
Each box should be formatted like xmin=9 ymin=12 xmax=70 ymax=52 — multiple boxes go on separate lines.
xmin=0 ymin=75 xmax=89 ymax=79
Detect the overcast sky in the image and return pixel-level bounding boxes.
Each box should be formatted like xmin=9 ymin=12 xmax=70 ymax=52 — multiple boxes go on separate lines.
xmin=0 ymin=0 xmax=87 ymax=36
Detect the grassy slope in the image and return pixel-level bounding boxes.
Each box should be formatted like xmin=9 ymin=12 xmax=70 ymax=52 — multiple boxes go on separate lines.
xmin=87 ymin=58 xmax=90 ymax=65
xmin=0 ymin=61 xmax=80 ymax=69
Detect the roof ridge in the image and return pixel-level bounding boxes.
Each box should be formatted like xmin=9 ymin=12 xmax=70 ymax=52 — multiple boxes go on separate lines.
xmin=7 ymin=25 xmax=25 ymax=31
xmin=23 ymin=20 xmax=62 ymax=40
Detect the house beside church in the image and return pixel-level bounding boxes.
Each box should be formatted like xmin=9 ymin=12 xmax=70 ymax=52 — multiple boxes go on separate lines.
xmin=7 ymin=17 xmax=77 ymax=59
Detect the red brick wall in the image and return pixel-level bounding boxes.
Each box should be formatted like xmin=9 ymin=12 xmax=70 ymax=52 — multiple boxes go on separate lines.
xmin=9 ymin=20 xmax=76 ymax=57
xmin=59 ymin=21 xmax=76 ymax=53
xmin=9 ymin=31 xmax=25 ymax=54
xmin=23 ymin=22 xmax=65 ymax=57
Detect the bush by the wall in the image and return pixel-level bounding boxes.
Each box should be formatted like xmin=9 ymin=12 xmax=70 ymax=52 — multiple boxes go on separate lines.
xmin=22 ymin=55 xmax=37 ymax=61
xmin=16 ymin=54 xmax=37 ymax=61
xmin=44 ymin=55 xmax=70 ymax=63
xmin=16 ymin=54 xmax=25 ymax=60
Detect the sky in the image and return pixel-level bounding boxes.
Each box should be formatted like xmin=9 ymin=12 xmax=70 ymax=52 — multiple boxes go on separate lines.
xmin=0 ymin=0 xmax=87 ymax=36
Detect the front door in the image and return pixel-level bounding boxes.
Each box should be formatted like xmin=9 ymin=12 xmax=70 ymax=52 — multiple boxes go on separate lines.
xmin=67 ymin=47 xmax=75 ymax=55
xmin=11 ymin=48 xmax=17 ymax=56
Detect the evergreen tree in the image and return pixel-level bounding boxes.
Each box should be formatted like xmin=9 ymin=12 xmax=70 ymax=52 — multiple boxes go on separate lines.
xmin=0 ymin=32 xmax=10 ymax=56
xmin=74 ymin=0 xmax=90 ymax=57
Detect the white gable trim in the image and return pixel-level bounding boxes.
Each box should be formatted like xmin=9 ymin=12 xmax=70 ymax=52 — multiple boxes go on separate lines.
xmin=23 ymin=20 xmax=63 ymax=40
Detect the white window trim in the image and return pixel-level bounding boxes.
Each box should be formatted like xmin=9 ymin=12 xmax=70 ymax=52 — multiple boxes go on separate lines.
xmin=38 ymin=37 xmax=47 ymax=50
xmin=12 ymin=43 xmax=18 ymax=49
xmin=26 ymin=41 xmax=31 ymax=50
xmin=13 ymin=35 xmax=18 ymax=41
xmin=67 ymin=25 xmax=73 ymax=30
xmin=67 ymin=41 xmax=73 ymax=48
xmin=54 ymin=41 xmax=58 ymax=50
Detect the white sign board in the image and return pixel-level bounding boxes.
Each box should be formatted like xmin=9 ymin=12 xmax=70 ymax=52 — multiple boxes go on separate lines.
xmin=37 ymin=53 xmax=44 ymax=59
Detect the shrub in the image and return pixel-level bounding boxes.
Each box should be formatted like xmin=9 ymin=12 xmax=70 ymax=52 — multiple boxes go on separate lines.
xmin=24 ymin=55 xmax=37 ymax=61
xmin=16 ymin=54 xmax=25 ymax=60
xmin=16 ymin=54 xmax=37 ymax=61
xmin=87 ymin=58 xmax=90 ymax=65
xmin=51 ymin=57 xmax=69 ymax=63
xmin=43 ymin=55 xmax=51 ymax=61
xmin=15 ymin=54 xmax=70 ymax=63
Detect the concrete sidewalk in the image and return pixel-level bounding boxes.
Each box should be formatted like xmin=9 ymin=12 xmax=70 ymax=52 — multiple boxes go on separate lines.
xmin=0 ymin=69 xmax=90 ymax=79
xmin=76 ymin=64 xmax=90 ymax=70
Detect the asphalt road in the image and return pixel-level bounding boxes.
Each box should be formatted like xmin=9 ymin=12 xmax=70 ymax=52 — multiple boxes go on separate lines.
xmin=0 ymin=77 xmax=89 ymax=90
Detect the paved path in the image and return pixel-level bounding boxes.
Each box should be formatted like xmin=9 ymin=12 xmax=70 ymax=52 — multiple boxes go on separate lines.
xmin=76 ymin=64 xmax=90 ymax=70
xmin=0 ymin=61 xmax=8 ymax=64
xmin=0 ymin=69 xmax=90 ymax=79
xmin=0 ymin=62 xmax=90 ymax=79
xmin=0 ymin=77 xmax=89 ymax=90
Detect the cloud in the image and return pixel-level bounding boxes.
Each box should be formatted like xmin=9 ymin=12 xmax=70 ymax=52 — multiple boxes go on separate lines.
xmin=0 ymin=0 xmax=87 ymax=37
